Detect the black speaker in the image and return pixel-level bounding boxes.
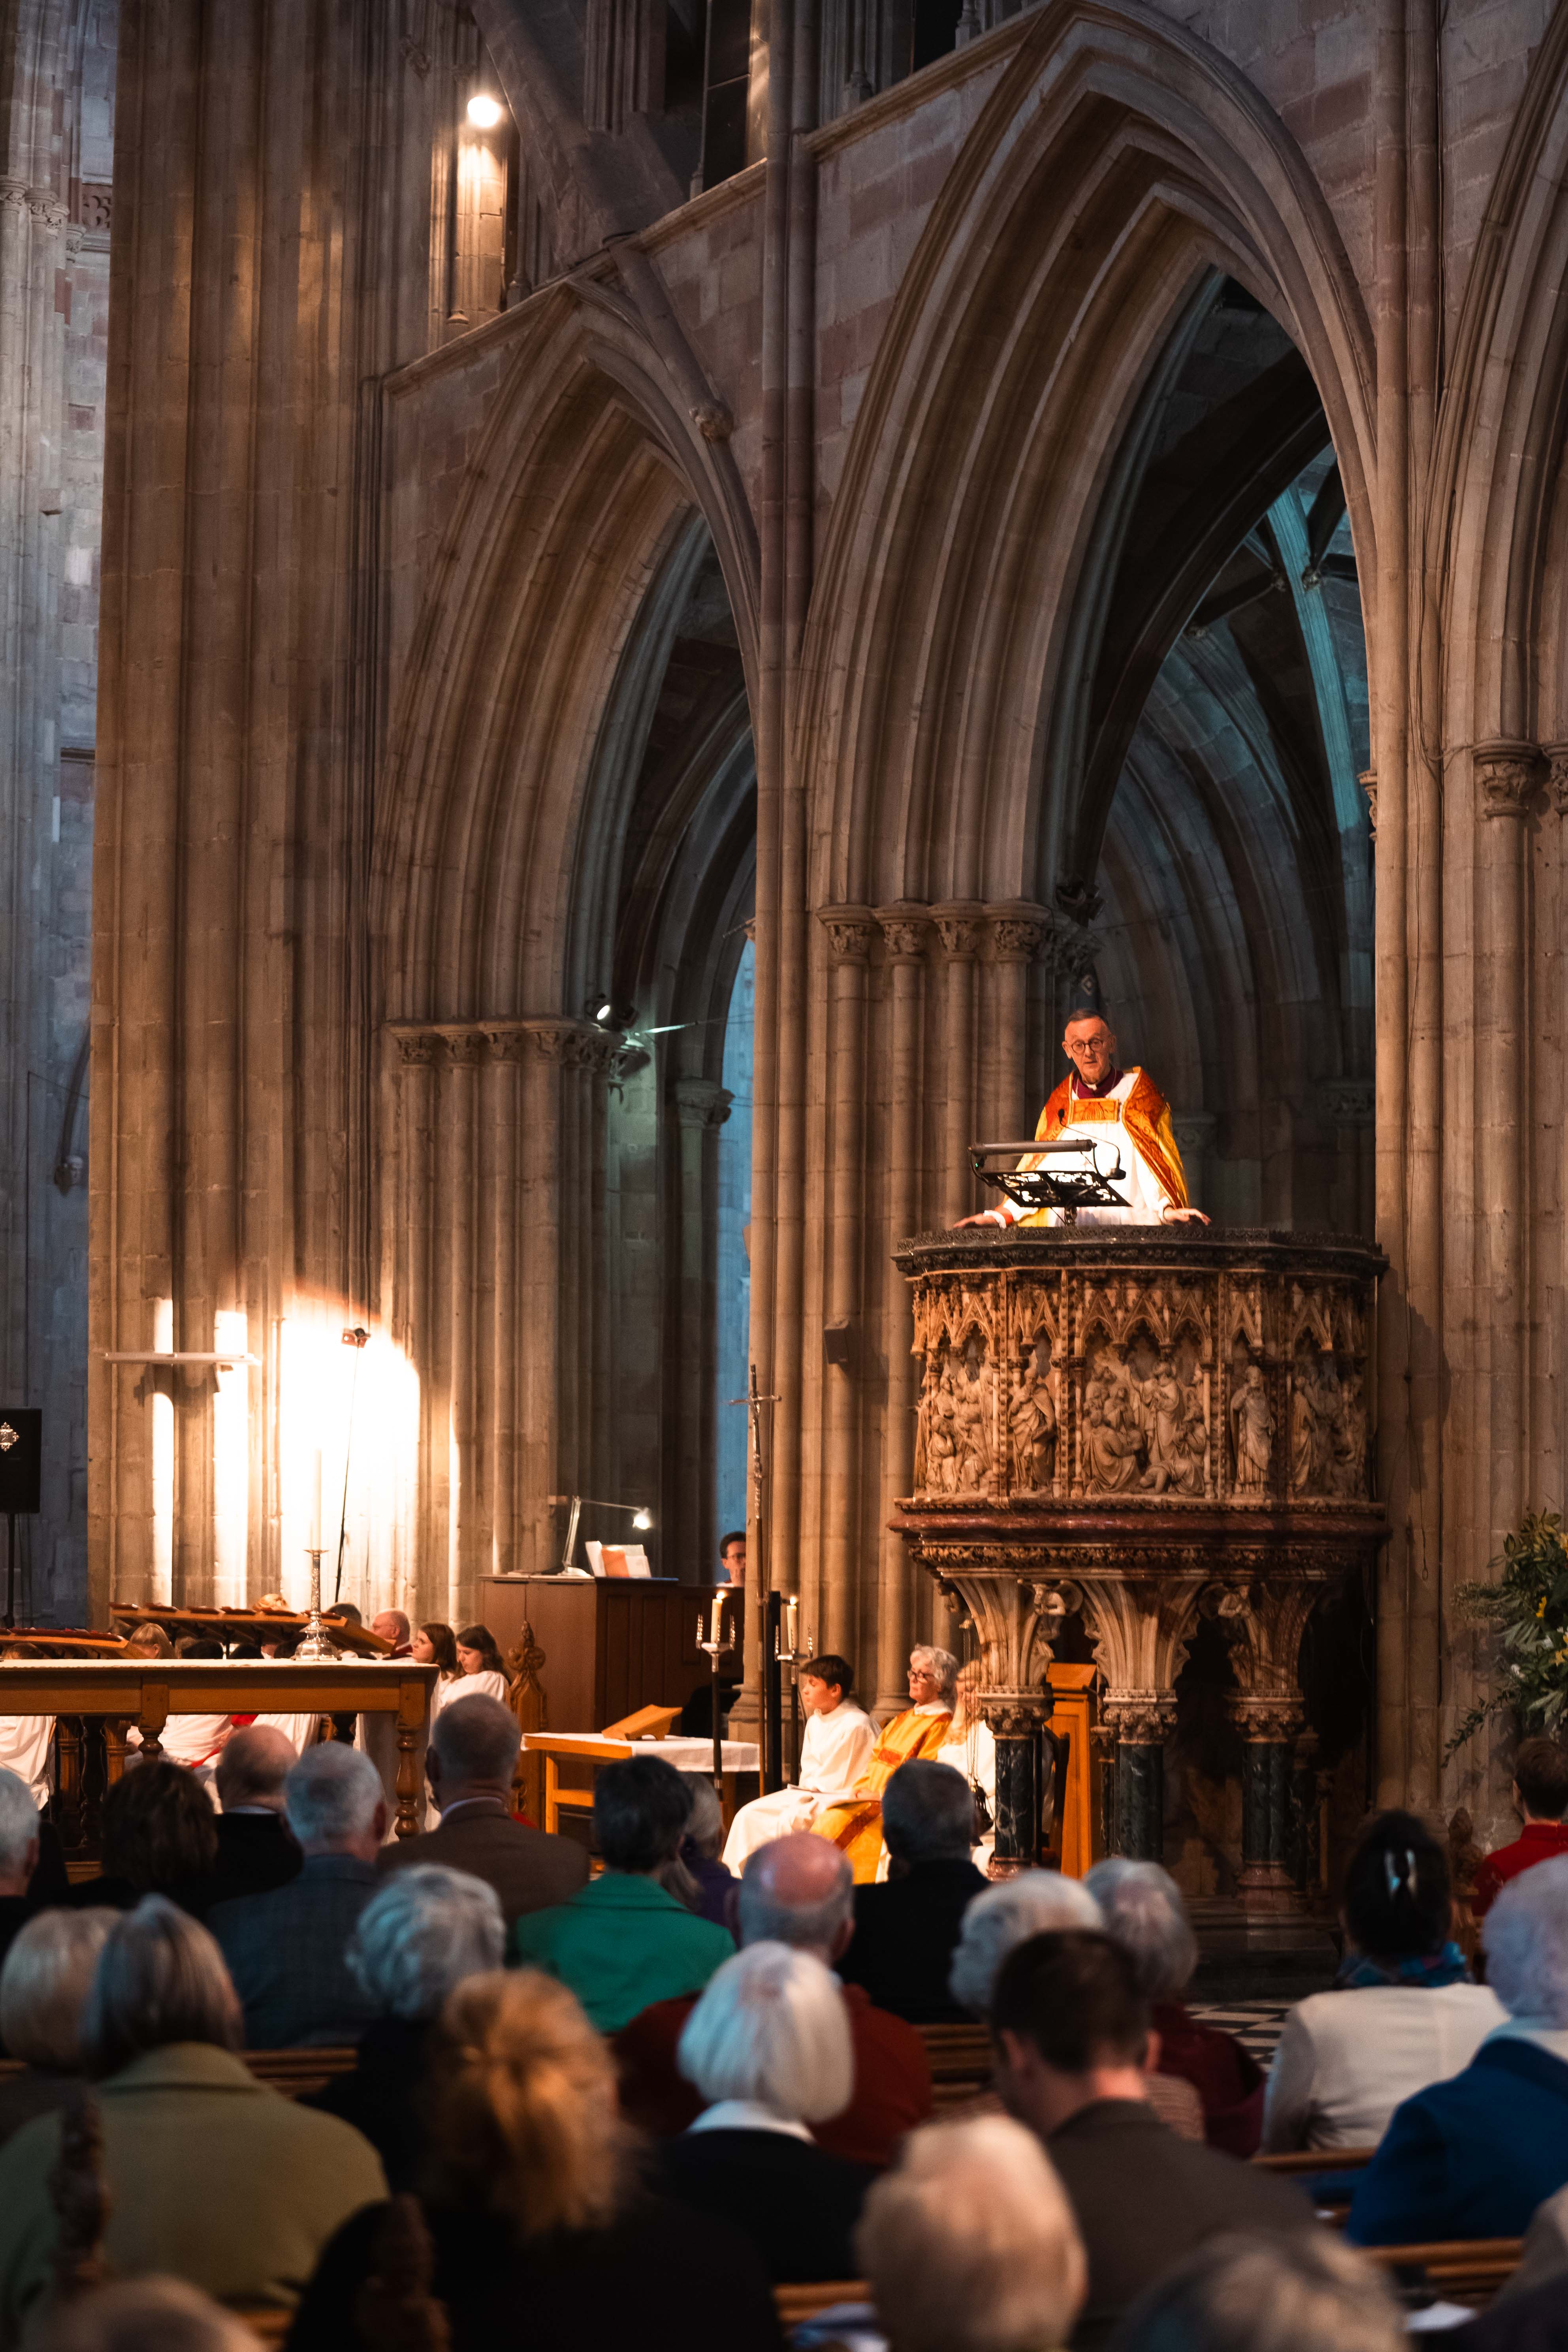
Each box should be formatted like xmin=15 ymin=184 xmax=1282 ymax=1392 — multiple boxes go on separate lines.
xmin=0 ymin=1412 xmax=41 ymax=1516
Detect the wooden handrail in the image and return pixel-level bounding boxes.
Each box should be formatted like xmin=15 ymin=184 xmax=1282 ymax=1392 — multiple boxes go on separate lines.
xmin=1254 ymin=2146 xmax=1377 ymax=2174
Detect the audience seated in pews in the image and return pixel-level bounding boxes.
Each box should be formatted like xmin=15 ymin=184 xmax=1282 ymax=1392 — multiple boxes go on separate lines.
xmin=38 ymin=2276 xmax=269 ymax=2352
xmin=288 ymin=1968 xmax=784 ymax=2352
xmin=1265 ymin=1809 xmax=1504 ymax=2154
xmin=511 ymin=1755 xmax=732 ymax=2032
xmin=836 ymin=1760 xmax=988 ymax=2023
xmin=857 ymin=2115 xmax=1087 ymax=2352
xmin=1348 ymin=1853 xmax=1568 ymax=2245
xmin=209 ymin=1742 xmax=386 ymax=2048
xmin=66 ymin=1758 xmax=219 ymax=1912
xmin=992 ymin=1930 xmax=1311 ymax=2351
xmin=658 ymin=1941 xmax=875 ymax=2281
xmin=1474 ymin=1738 xmax=1568 ymax=1919
xmin=616 ymin=1830 xmax=932 ymax=2165
xmin=171 ymin=1727 xmax=303 ymax=1918
xmin=1086 ymin=1859 xmax=1264 ymax=2156
xmin=1108 ymin=2229 xmax=1405 ymax=2352
xmin=0 ymin=1908 xmax=117 ymax=2139
xmin=378 ymin=1692 xmax=587 ymax=1923
xmin=304 ymin=1862 xmax=505 ymax=2188
xmin=676 ymin=1774 xmax=737 ymax=1928
xmin=0 ymin=1894 xmax=386 ymax=2333
xmin=948 ymin=1871 xmax=1103 ymax=2019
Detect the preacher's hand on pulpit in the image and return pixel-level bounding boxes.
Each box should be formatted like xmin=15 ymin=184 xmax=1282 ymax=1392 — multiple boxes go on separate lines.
xmin=953 ymin=1007 xmax=1210 ymax=1228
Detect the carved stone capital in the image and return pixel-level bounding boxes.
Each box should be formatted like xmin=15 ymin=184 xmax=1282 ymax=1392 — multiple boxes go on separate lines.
xmin=673 ymin=1077 xmax=733 ymax=1130
xmin=981 ymin=1696 xmax=1053 ymax=1738
xmin=818 ymin=906 xmax=875 ymax=962
xmin=932 ymin=903 xmax=986 ymax=960
xmin=388 ymin=1017 xmax=620 ymax=1071
xmin=988 ymin=906 xmax=1048 ymax=964
xmin=1475 ymin=738 xmax=1543 ymax=820
xmin=1359 ymin=767 xmax=1377 ymax=838
xmin=874 ymin=905 xmax=931 ymax=963
xmin=1231 ymin=1695 xmax=1301 ymax=1743
xmin=1103 ymin=1693 xmax=1176 ymax=1746
xmin=1545 ymin=744 xmax=1568 ymax=816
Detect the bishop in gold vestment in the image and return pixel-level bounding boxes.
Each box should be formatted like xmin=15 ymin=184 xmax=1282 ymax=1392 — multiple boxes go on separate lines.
xmin=813 ymin=1646 xmax=958 ymax=1883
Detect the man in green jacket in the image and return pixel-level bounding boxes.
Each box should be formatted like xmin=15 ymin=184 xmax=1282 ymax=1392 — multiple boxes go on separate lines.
xmin=511 ymin=1756 xmax=732 ymax=2032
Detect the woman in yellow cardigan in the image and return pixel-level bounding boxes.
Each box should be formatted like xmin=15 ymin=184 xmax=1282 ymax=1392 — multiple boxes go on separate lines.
xmin=814 ymin=1647 xmax=958 ymax=1882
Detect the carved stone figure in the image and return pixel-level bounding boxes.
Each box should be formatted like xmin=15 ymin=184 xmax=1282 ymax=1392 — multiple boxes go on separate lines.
xmin=952 ymin=1350 xmax=993 ymax=1493
xmin=1140 ymin=1354 xmax=1185 ymax=1493
xmin=1332 ymin=1367 xmax=1367 ymax=1498
xmin=1084 ymin=1353 xmax=1144 ymax=1493
xmin=1230 ymin=1361 xmax=1272 ymax=1492
xmin=1173 ymin=1371 xmax=1208 ymax=1497
xmin=1009 ymin=1345 xmax=1056 ymax=1491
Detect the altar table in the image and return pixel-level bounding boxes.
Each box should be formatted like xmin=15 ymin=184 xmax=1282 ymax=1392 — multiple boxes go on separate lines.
xmin=0 ymin=1659 xmax=439 ymax=1839
xmin=523 ymin=1731 xmax=760 ymax=1834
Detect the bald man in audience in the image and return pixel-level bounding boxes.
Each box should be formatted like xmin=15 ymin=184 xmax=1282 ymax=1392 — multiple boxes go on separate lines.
xmin=377 ymin=1693 xmax=587 ymax=1925
xmin=616 ymin=1830 xmax=932 ymax=2167
xmin=174 ymin=1727 xmax=303 ymax=1918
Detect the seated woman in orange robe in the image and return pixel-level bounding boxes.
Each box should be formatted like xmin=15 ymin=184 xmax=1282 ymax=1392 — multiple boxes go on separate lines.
xmin=814 ymin=1647 xmax=957 ymax=1883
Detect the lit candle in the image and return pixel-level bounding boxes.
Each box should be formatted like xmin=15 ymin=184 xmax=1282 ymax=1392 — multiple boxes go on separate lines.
xmin=712 ymin=1589 xmax=726 ymax=1648
xmin=307 ymin=1450 xmax=322 ymax=1551
xmin=786 ymin=1597 xmax=798 ymax=1654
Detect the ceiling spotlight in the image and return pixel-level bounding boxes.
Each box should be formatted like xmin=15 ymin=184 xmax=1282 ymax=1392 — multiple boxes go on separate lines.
xmin=467 ymin=92 xmax=503 ymax=130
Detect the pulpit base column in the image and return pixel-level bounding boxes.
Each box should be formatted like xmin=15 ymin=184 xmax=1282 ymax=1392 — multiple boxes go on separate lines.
xmin=983 ymin=1698 xmax=1047 ymax=1878
xmin=1236 ymin=1700 xmax=1304 ymax=1914
xmin=1106 ymin=1699 xmax=1175 ymax=1862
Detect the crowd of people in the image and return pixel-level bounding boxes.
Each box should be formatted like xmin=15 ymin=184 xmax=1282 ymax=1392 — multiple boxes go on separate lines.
xmin=4 ymin=1642 xmax=1568 ymax=2352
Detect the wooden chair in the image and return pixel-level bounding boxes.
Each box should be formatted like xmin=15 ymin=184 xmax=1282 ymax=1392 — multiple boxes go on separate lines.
xmin=1253 ymin=2146 xmax=1377 ymax=2174
xmin=1361 ymin=2237 xmax=1522 ymax=2305
xmin=774 ymin=2280 xmax=872 ymax=2327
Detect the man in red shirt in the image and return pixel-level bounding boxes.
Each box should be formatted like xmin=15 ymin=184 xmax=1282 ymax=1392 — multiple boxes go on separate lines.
xmin=615 ymin=1830 xmax=932 ymax=2166
xmin=1473 ymin=1736 xmax=1568 ymax=1917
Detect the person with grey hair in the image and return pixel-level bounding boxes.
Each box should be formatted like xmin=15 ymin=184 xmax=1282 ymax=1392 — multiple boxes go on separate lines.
xmin=1086 ymin=1858 xmax=1264 ymax=2155
xmin=1348 ymin=1854 xmax=1568 ymax=2246
xmin=38 ymin=2275 xmax=270 ymax=2352
xmin=676 ymin=1771 xmax=738 ymax=1928
xmin=209 ymin=1740 xmax=388 ymax=2047
xmin=0 ymin=1896 xmax=386 ymax=2335
xmin=173 ymin=1726 xmax=303 ymax=1918
xmin=812 ymin=1648 xmax=959 ymax=1883
xmin=948 ymin=1869 xmax=1104 ymax=2017
xmin=616 ymin=1830 xmax=933 ymax=2166
xmin=838 ymin=1759 xmax=989 ymax=2022
xmin=303 ymin=1864 xmax=504 ymax=2188
xmin=377 ymin=1691 xmax=587 ymax=1925
xmin=0 ymin=1908 xmax=117 ymax=2146
xmin=1109 ymin=2228 xmax=1404 ymax=2352
xmin=858 ymin=2115 xmax=1087 ymax=2352
xmin=660 ymin=1942 xmax=875 ymax=2281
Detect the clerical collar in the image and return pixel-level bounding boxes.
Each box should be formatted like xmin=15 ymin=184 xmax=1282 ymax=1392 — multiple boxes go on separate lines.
xmin=1071 ymin=1067 xmax=1124 ymax=1100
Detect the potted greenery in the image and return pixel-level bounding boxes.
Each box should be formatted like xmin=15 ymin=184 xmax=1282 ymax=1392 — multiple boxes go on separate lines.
xmin=1447 ymin=1510 xmax=1568 ymax=1757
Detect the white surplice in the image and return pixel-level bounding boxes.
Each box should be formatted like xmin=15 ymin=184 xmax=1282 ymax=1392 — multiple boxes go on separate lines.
xmin=721 ymin=1700 xmax=876 ymax=1870
xmin=0 ymin=1713 xmax=53 ymax=1807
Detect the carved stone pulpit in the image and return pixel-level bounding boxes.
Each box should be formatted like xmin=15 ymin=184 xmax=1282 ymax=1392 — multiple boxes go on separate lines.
xmin=889 ymin=1226 xmax=1385 ymax=1900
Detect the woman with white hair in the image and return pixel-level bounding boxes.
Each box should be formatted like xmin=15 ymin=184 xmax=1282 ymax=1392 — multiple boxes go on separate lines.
xmin=813 ymin=1648 xmax=959 ymax=1883
xmin=304 ymin=1864 xmax=505 ymax=2188
xmin=858 ymin=2115 xmax=1086 ymax=2352
xmin=0 ymin=1896 xmax=386 ymax=2334
xmin=1348 ymin=1853 xmax=1568 ymax=2246
xmin=1086 ymin=1859 xmax=1264 ymax=2154
xmin=0 ymin=1908 xmax=117 ymax=2146
xmin=660 ymin=1941 xmax=875 ymax=2280
xmin=948 ymin=1869 xmax=1103 ymax=2017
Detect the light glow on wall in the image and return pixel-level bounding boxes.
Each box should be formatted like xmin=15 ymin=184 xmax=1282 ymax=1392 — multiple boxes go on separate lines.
xmin=151 ymin=1297 xmax=173 ymax=1602
xmin=279 ymin=1311 xmax=420 ymax=1615
xmin=212 ymin=1310 xmax=250 ymax=1607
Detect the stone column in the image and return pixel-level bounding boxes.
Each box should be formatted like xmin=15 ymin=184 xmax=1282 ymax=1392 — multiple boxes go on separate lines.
xmin=988 ymin=908 xmax=1046 ymax=1151
xmin=672 ymin=1076 xmax=733 ymax=1577
xmin=1233 ymin=1697 xmax=1303 ymax=1912
xmin=819 ymin=910 xmax=875 ymax=1653
xmin=875 ymin=906 xmax=929 ymax=1715
xmin=983 ymin=1699 xmax=1043 ymax=1874
xmin=1105 ymin=1697 xmax=1174 ymax=1861
xmin=1473 ymin=741 xmax=1541 ymax=1561
xmin=933 ymin=906 xmax=984 ymax=1225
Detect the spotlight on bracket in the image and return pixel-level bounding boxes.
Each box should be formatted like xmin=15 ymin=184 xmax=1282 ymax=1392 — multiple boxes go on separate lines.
xmin=467 ymin=92 xmax=504 ymax=130
xmin=588 ymin=995 xmax=635 ymax=1031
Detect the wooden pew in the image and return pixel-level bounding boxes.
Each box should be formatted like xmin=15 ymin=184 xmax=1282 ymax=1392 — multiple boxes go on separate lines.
xmin=1253 ymin=2146 xmax=1377 ymax=2175
xmin=918 ymin=2021 xmax=993 ymax=2112
xmin=1361 ymin=2238 xmax=1522 ymax=2305
xmin=775 ymin=2280 xmax=872 ymax=2327
xmin=0 ymin=2048 xmax=359 ymax=2099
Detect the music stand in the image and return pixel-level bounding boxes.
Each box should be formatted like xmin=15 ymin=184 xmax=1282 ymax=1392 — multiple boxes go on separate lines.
xmin=968 ymin=1137 xmax=1130 ymax=1225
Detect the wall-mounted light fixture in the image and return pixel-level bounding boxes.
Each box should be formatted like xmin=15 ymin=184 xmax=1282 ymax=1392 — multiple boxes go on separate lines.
xmin=546 ymin=1493 xmax=654 ymax=1574
xmin=467 ymin=92 xmax=503 ymax=130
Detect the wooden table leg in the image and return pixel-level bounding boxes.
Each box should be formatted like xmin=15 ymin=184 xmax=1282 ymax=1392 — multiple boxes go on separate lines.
xmin=104 ymin=1718 xmax=129 ymax=1789
xmin=55 ymin=1717 xmax=82 ymax=1853
xmin=136 ymin=1682 xmax=168 ymax=1762
xmin=394 ymin=1681 xmax=427 ymax=1840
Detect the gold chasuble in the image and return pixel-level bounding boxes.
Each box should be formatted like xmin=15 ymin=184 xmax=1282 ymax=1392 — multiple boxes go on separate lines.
xmin=1009 ymin=1067 xmax=1189 ymax=1228
xmin=813 ymin=1703 xmax=954 ymax=1883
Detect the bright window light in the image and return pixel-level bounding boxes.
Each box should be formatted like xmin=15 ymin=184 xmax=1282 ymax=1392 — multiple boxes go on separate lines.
xmin=467 ymin=93 xmax=503 ymax=130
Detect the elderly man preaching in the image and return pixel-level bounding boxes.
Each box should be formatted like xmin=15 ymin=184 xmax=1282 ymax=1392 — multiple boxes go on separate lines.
xmin=956 ymin=968 xmax=1208 ymax=1230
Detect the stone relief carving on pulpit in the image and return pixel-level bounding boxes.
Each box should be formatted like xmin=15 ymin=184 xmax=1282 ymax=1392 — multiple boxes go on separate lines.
xmin=1082 ymin=1341 xmax=1145 ymax=1493
xmin=1229 ymin=1355 xmax=1273 ymax=1493
xmin=1009 ymin=1337 xmax=1057 ymax=1493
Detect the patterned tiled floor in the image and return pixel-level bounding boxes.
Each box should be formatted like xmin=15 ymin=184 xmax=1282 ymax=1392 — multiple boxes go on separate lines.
xmin=1188 ymin=2000 xmax=1293 ymax=2066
